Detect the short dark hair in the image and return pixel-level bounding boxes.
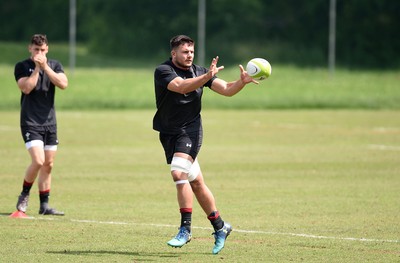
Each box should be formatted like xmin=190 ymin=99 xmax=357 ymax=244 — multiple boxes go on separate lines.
xmin=170 ymin=35 xmax=194 ymax=50
xmin=31 ymin=34 xmax=48 ymax=46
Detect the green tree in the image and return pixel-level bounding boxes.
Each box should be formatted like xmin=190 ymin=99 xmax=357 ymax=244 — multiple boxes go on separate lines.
xmin=1 ymin=0 xmax=399 ymax=68
xmin=0 ymin=0 xmax=69 ymax=41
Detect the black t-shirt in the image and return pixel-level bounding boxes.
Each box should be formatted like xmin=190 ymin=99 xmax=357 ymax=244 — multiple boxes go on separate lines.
xmin=14 ymin=58 xmax=64 ymax=127
xmin=153 ymin=59 xmax=216 ymax=134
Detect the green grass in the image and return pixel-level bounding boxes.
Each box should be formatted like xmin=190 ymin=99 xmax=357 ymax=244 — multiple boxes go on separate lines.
xmin=1 ymin=41 xmax=399 ymax=261
xmin=2 ymin=64 xmax=399 ymax=110
xmin=1 ymin=110 xmax=399 ymax=262
xmin=1 ymin=41 xmax=399 ymax=110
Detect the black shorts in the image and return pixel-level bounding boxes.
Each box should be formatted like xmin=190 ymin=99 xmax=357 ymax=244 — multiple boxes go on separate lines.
xmin=21 ymin=125 xmax=58 ymax=146
xmin=159 ymin=129 xmax=203 ymax=164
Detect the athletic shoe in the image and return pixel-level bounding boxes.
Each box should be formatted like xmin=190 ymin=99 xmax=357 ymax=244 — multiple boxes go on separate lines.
xmin=16 ymin=193 xmax=30 ymax=213
xmin=212 ymin=222 xmax=232 ymax=254
xmin=39 ymin=206 xmax=65 ymax=216
xmin=167 ymin=227 xmax=192 ymax=248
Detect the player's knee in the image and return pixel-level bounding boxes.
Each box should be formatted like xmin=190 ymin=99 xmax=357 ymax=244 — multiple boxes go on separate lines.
xmin=171 ymin=156 xmax=192 ymax=173
xmin=188 ymin=159 xmax=200 ymax=182
xmin=42 ymin=160 xmax=54 ymax=173
xmin=189 ymin=174 xmax=205 ymax=192
xmin=170 ymin=156 xmax=192 ymax=182
xmin=189 ymin=178 xmax=201 ymax=190
xmin=31 ymin=157 xmax=45 ymax=168
xmin=170 ymin=157 xmax=201 ymax=182
xmin=171 ymin=170 xmax=188 ymax=182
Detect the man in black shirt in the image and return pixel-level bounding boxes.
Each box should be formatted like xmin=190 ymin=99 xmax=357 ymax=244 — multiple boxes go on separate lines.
xmin=14 ymin=34 xmax=68 ymax=216
xmin=153 ymin=35 xmax=258 ymax=254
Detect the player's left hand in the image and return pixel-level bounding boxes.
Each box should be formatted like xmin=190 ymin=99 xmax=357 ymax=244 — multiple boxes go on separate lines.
xmin=208 ymin=56 xmax=225 ymax=78
xmin=33 ymin=54 xmax=48 ymax=69
xmin=239 ymin=65 xmax=259 ymax=84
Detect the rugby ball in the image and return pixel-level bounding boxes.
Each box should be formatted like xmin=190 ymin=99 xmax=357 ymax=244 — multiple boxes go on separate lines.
xmin=246 ymin=58 xmax=272 ymax=80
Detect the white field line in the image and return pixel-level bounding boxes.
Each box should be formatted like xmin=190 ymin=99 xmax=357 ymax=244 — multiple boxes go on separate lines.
xmin=5 ymin=215 xmax=399 ymax=244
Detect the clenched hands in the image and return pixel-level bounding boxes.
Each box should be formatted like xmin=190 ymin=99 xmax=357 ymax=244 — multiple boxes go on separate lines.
xmin=33 ymin=54 xmax=47 ymax=70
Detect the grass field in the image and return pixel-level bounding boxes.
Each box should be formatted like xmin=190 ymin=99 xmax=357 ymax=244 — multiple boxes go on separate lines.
xmin=1 ymin=41 xmax=399 ymax=261
xmin=1 ymin=41 xmax=400 ymax=111
xmin=1 ymin=110 xmax=399 ymax=262
xmin=2 ymin=64 xmax=399 ymax=111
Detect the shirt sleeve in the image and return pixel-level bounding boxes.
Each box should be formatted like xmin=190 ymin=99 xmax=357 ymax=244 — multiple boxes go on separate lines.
xmin=154 ymin=64 xmax=178 ymax=88
xmin=49 ymin=60 xmax=65 ymax=73
xmin=14 ymin=61 xmax=30 ymax=82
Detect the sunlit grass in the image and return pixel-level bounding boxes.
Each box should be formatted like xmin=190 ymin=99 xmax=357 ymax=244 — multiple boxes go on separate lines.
xmin=0 ymin=110 xmax=399 ymax=262
xmin=1 ymin=41 xmax=399 ymax=111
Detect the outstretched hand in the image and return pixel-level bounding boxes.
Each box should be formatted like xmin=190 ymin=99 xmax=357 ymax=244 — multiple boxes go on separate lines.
xmin=239 ymin=65 xmax=259 ymax=85
xmin=208 ymin=56 xmax=225 ymax=78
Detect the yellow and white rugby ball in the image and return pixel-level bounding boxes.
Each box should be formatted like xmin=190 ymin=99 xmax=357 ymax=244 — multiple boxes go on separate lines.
xmin=246 ymin=58 xmax=272 ymax=80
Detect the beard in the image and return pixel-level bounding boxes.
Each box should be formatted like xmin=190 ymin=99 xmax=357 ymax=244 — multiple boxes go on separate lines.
xmin=174 ymin=59 xmax=192 ymax=70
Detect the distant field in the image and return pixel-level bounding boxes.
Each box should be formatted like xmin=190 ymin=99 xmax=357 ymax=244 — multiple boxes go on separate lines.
xmin=1 ymin=41 xmax=399 ymax=110
xmin=1 ymin=110 xmax=399 ymax=262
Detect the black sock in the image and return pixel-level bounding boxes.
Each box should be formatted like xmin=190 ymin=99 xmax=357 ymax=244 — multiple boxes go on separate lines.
xmin=21 ymin=180 xmax=33 ymax=195
xmin=208 ymin=211 xmax=224 ymax=231
xmin=39 ymin=190 xmax=50 ymax=207
xmin=180 ymin=208 xmax=192 ymax=232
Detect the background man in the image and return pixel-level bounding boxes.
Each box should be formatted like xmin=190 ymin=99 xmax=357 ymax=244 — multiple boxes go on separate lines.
xmin=14 ymin=34 xmax=68 ymax=215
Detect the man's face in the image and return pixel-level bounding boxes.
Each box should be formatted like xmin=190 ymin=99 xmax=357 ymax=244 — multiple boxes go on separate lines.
xmin=171 ymin=42 xmax=194 ymax=69
xmin=29 ymin=43 xmax=48 ymax=58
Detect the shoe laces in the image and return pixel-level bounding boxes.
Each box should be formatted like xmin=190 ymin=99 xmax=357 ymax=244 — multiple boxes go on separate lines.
xmin=19 ymin=194 xmax=29 ymax=202
xmin=213 ymin=225 xmax=230 ymax=239
xmin=176 ymin=228 xmax=190 ymax=240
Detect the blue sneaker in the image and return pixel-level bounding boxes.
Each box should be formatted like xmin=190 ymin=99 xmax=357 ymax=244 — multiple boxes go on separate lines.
xmin=167 ymin=227 xmax=192 ymax=248
xmin=212 ymin=222 xmax=232 ymax=254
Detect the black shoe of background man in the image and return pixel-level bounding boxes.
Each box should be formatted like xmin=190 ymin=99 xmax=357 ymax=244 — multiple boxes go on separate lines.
xmin=39 ymin=206 xmax=65 ymax=216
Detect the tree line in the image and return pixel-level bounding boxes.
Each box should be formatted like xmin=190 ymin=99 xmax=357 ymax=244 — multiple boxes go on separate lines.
xmin=1 ymin=0 xmax=399 ymax=68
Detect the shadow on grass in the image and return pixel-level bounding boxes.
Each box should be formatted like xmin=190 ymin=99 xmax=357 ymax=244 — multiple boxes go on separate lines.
xmin=47 ymin=250 xmax=193 ymax=260
xmin=0 ymin=212 xmax=13 ymax=216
